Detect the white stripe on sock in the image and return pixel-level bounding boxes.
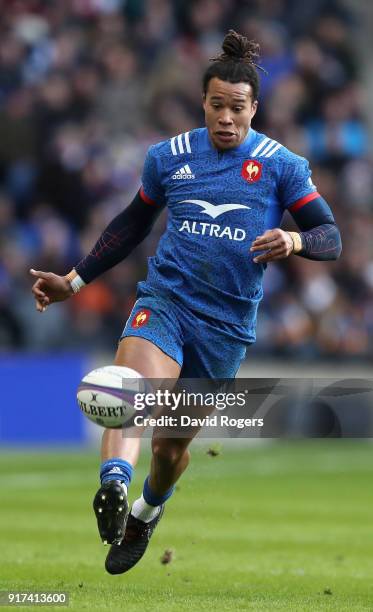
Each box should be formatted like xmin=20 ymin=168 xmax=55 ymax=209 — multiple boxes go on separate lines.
xmin=131 ymin=494 xmax=161 ymax=523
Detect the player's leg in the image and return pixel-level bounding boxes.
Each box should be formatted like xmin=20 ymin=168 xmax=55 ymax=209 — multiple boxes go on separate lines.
xmin=105 ymin=431 xmax=205 ymax=575
xmin=148 ymin=435 xmax=191 ymax=496
xmin=140 ymin=312 xmax=248 ymax=503
xmin=106 ymin=378 xmax=218 ymax=571
xmin=94 ymin=336 xmax=181 ymax=545
xmin=106 ymin=306 xmax=250 ymax=572
xmin=105 ymin=299 xmax=246 ymax=574
xmin=121 ymin=311 xmax=248 ymax=546
xmin=101 ymin=335 xmax=181 ymax=463
xmin=125 ymin=394 xmax=216 ymax=532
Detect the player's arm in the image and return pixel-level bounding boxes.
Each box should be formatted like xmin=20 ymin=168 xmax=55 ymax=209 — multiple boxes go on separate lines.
xmin=30 ymin=189 xmax=164 ymax=312
xmin=31 ymin=145 xmax=165 ymax=312
xmin=251 ymin=155 xmax=342 ymax=263
xmin=286 ymin=194 xmax=342 ymax=260
xmin=74 ymin=188 xmax=164 ymax=283
xmin=251 ymin=195 xmax=342 ymax=263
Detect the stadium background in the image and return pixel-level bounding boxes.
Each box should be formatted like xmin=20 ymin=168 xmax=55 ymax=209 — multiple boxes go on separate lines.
xmin=1 ymin=2 xmax=373 ymax=610
xmin=1 ymin=0 xmax=372 ymax=360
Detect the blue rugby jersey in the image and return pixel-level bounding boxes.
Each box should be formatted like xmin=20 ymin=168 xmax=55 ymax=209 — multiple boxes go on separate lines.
xmin=138 ymin=128 xmax=319 ymax=341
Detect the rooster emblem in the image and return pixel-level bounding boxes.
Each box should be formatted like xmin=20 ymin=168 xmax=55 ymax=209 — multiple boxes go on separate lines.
xmin=241 ymin=160 xmax=262 ymax=183
xmin=136 ymin=312 xmax=147 ymax=326
xmin=131 ymin=309 xmax=151 ymax=328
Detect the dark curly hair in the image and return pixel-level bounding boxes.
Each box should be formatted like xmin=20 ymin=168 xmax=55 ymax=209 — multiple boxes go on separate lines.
xmin=202 ymin=30 xmax=264 ymax=100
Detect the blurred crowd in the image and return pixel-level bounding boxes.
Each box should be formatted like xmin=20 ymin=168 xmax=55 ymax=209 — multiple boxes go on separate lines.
xmin=0 ymin=0 xmax=372 ymax=359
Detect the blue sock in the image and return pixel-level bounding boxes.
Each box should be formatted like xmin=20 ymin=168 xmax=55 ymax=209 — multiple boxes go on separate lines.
xmin=143 ymin=475 xmax=174 ymax=506
xmin=100 ymin=457 xmax=133 ymax=488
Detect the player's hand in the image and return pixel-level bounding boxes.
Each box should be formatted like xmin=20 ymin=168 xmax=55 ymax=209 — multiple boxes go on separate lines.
xmin=30 ymin=269 xmax=74 ymax=312
xmin=250 ymin=229 xmax=294 ymax=263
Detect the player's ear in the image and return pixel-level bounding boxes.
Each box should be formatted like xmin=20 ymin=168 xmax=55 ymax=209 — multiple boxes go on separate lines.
xmin=251 ymin=100 xmax=258 ymax=119
xmin=202 ymin=92 xmax=207 ymax=111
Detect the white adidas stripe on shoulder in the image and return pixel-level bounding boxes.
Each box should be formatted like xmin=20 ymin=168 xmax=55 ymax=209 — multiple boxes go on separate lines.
xmin=251 ymin=137 xmax=282 ymax=158
xmin=251 ymin=137 xmax=270 ymax=157
xmin=260 ymin=140 xmax=279 ymax=157
xmin=177 ymin=133 xmax=184 ymax=154
xmin=170 ymin=131 xmax=192 ymax=156
xmin=170 ymin=137 xmax=177 ymax=155
xmin=184 ymin=131 xmax=191 ymax=153
xmin=265 ymin=142 xmax=282 ymax=157
xmin=262 ymin=139 xmax=282 ymax=157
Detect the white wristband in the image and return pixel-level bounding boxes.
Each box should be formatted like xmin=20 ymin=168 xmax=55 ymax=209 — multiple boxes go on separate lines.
xmin=69 ymin=274 xmax=86 ymax=294
xmin=65 ymin=270 xmax=86 ymax=294
xmin=287 ymin=231 xmax=303 ymax=254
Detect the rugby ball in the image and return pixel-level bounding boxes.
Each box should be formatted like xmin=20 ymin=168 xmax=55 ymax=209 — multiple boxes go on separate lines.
xmin=77 ymin=365 xmax=151 ymax=429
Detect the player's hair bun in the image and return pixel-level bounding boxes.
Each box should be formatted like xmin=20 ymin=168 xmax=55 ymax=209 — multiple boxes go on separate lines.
xmin=203 ymin=29 xmax=265 ymax=98
xmin=220 ymin=30 xmax=260 ymax=65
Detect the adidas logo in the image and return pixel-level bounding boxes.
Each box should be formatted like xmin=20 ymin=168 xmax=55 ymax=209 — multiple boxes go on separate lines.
xmin=172 ymin=164 xmax=195 ymax=180
xmin=108 ymin=467 xmax=122 ymax=474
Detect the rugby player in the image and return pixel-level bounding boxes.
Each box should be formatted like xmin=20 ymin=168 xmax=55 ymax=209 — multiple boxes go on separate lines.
xmin=30 ymin=30 xmax=342 ymax=574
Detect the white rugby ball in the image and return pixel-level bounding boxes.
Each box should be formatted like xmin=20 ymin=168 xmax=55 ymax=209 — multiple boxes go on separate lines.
xmin=77 ymin=365 xmax=151 ymax=429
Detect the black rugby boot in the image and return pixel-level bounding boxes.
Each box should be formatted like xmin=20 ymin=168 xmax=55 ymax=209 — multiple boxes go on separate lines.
xmin=105 ymin=505 xmax=164 ymax=574
xmin=93 ymin=480 xmax=129 ymax=545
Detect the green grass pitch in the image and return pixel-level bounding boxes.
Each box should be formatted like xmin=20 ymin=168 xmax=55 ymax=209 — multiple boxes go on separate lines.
xmin=1 ymin=442 xmax=373 ymax=611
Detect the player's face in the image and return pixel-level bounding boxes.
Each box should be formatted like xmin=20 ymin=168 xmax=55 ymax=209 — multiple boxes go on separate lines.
xmin=203 ymin=77 xmax=258 ymax=151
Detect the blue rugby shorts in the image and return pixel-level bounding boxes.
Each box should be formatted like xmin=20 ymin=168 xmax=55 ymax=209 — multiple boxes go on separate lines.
xmin=120 ymin=292 xmax=251 ymax=378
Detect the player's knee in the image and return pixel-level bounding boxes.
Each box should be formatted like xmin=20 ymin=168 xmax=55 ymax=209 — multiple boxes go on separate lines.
xmin=151 ymin=439 xmax=190 ymax=467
